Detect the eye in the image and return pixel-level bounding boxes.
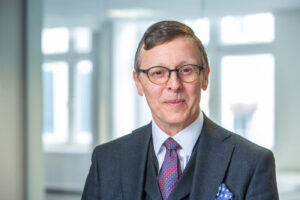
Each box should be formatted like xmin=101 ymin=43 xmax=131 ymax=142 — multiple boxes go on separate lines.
xmin=180 ymin=66 xmax=194 ymax=75
xmin=149 ymin=67 xmax=167 ymax=78
xmin=182 ymin=68 xmax=191 ymax=73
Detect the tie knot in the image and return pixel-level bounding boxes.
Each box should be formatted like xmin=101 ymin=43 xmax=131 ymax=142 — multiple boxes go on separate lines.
xmin=164 ymin=137 xmax=180 ymax=150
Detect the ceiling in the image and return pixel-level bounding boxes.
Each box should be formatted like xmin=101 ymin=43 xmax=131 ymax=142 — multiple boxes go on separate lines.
xmin=44 ymin=0 xmax=300 ymax=27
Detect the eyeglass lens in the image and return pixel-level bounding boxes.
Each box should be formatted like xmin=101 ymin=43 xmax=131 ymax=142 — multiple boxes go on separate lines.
xmin=148 ymin=65 xmax=200 ymax=84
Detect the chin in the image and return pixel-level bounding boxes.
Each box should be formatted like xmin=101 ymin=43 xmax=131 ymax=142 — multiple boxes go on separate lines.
xmin=170 ymin=111 xmax=199 ymax=125
xmin=164 ymin=115 xmax=188 ymax=126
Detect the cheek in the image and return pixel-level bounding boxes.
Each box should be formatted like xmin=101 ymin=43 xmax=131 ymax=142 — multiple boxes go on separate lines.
xmin=143 ymin=86 xmax=162 ymax=105
xmin=187 ymin=85 xmax=201 ymax=105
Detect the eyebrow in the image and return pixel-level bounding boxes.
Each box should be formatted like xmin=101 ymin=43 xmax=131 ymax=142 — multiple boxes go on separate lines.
xmin=151 ymin=61 xmax=199 ymax=69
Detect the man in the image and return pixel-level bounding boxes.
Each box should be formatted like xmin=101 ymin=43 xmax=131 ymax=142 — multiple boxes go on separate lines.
xmin=82 ymin=21 xmax=279 ymax=200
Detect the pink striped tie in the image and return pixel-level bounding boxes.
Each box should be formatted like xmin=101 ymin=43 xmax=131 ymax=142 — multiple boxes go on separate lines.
xmin=158 ymin=137 xmax=182 ymax=200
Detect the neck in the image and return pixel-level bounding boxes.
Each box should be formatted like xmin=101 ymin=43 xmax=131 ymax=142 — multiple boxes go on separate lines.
xmin=153 ymin=110 xmax=200 ymax=136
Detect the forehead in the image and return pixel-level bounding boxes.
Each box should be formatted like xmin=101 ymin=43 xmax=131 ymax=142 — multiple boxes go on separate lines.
xmin=139 ymin=37 xmax=201 ymax=68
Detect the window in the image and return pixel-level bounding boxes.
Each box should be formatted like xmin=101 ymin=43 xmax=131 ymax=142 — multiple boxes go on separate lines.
xmin=217 ymin=13 xmax=275 ymax=149
xmin=43 ymin=62 xmax=69 ymax=143
xmin=221 ymin=13 xmax=274 ymax=44
xmin=221 ymin=54 xmax=275 ymax=149
xmin=74 ymin=60 xmax=93 ymax=145
xmin=73 ymin=27 xmax=92 ymax=53
xmin=42 ymin=27 xmax=69 ymax=54
xmin=42 ymin=27 xmax=94 ymax=152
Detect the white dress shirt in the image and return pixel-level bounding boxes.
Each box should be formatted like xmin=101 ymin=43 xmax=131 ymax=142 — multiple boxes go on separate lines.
xmin=152 ymin=111 xmax=204 ymax=173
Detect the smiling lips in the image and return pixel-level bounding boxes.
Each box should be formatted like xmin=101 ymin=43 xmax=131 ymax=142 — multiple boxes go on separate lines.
xmin=164 ymin=99 xmax=185 ymax=106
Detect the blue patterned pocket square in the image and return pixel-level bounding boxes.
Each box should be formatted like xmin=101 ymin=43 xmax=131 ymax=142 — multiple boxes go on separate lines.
xmin=216 ymin=183 xmax=234 ymax=200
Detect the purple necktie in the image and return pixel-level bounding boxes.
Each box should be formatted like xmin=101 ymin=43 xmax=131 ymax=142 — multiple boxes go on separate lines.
xmin=158 ymin=137 xmax=182 ymax=200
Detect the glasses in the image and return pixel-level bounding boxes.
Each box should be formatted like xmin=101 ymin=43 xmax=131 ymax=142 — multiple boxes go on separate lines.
xmin=138 ymin=64 xmax=204 ymax=85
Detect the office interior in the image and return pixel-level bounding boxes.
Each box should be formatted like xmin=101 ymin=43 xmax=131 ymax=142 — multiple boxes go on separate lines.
xmin=1 ymin=0 xmax=300 ymax=199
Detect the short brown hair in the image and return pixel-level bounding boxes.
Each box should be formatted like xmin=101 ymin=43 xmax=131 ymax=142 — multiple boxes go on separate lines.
xmin=134 ymin=20 xmax=209 ymax=72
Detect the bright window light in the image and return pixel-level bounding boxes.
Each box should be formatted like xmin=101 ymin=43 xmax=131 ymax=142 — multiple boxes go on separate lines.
xmin=201 ymin=85 xmax=210 ymax=115
xmin=42 ymin=27 xmax=69 ymax=54
xmin=221 ymin=54 xmax=274 ymax=149
xmin=184 ymin=18 xmax=210 ymax=45
xmin=73 ymin=27 xmax=92 ymax=53
xmin=77 ymin=60 xmax=93 ymax=74
xmin=74 ymin=60 xmax=93 ymax=145
xmin=42 ymin=62 xmax=69 ymax=144
xmin=75 ymin=132 xmax=92 ymax=145
xmin=221 ymin=13 xmax=274 ymax=44
xmin=42 ymin=27 xmax=95 ymax=151
xmin=113 ymin=22 xmax=139 ymax=139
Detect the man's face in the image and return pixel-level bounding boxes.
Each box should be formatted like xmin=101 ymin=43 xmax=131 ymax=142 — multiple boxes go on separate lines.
xmin=133 ymin=36 xmax=209 ymax=134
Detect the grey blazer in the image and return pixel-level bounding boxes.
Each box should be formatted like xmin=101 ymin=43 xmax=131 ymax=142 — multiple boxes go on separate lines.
xmin=81 ymin=115 xmax=279 ymax=200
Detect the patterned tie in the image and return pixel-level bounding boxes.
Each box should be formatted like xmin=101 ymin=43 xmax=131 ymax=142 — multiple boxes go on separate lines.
xmin=158 ymin=137 xmax=182 ymax=200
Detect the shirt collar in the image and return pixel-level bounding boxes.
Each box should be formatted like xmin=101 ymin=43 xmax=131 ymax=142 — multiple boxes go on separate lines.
xmin=152 ymin=111 xmax=204 ymax=157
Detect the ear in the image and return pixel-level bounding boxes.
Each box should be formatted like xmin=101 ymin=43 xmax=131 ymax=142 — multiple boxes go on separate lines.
xmin=133 ymin=70 xmax=144 ymax=96
xmin=201 ymin=66 xmax=210 ymax=91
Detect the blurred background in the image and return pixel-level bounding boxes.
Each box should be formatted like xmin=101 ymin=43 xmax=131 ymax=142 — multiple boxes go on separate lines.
xmin=1 ymin=0 xmax=300 ymax=199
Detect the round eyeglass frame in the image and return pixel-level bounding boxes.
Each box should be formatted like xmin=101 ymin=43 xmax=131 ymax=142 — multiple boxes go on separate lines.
xmin=137 ymin=64 xmax=205 ymax=85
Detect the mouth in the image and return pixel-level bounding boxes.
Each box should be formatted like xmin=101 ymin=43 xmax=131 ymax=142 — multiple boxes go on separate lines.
xmin=164 ymin=99 xmax=185 ymax=106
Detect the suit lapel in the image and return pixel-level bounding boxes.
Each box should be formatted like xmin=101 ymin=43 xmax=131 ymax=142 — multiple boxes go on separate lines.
xmin=120 ymin=124 xmax=152 ymax=200
xmin=119 ymin=116 xmax=235 ymax=200
xmin=189 ymin=116 xmax=235 ymax=199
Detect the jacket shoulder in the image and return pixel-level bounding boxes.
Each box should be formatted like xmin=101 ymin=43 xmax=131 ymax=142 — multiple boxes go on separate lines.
xmin=204 ymin=116 xmax=272 ymax=156
xmin=93 ymin=122 xmax=151 ymax=157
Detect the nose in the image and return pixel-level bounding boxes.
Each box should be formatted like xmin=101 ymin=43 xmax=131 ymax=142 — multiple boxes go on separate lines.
xmin=166 ymin=70 xmax=182 ymax=91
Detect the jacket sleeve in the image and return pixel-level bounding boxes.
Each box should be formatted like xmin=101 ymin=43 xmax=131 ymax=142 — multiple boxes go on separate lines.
xmin=81 ymin=148 xmax=100 ymax=200
xmin=245 ymin=149 xmax=279 ymax=200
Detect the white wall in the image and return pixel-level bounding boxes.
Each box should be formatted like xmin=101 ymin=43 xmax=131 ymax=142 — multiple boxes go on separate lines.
xmin=0 ymin=0 xmax=25 ymax=199
xmin=25 ymin=0 xmax=45 ymax=199
xmin=274 ymin=9 xmax=300 ymax=171
xmin=0 ymin=0 xmax=45 ymax=200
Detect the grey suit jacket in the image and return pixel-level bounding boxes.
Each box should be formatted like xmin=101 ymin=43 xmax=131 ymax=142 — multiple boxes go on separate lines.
xmin=82 ymin=116 xmax=279 ymax=200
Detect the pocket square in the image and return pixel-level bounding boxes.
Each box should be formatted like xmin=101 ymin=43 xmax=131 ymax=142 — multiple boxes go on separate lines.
xmin=216 ymin=183 xmax=234 ymax=200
